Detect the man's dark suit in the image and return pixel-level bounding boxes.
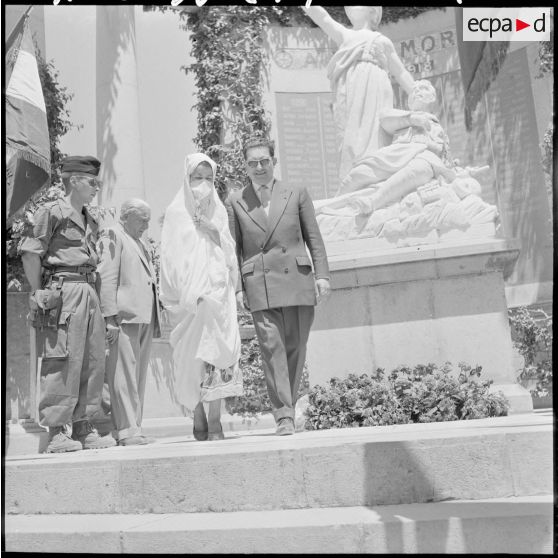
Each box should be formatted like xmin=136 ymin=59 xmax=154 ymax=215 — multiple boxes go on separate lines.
xmin=227 ymin=180 xmax=329 ymax=420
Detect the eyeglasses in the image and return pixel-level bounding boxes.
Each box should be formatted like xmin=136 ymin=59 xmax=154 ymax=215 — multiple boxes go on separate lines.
xmin=247 ymin=158 xmax=272 ymax=169
xmin=76 ymin=176 xmax=102 ymax=189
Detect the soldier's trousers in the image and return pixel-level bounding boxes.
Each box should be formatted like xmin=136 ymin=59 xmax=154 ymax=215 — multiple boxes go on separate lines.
xmin=36 ymin=282 xmax=106 ymax=427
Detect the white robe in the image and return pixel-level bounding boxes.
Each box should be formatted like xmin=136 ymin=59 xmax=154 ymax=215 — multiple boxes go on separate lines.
xmin=159 ymin=153 xmax=242 ymax=412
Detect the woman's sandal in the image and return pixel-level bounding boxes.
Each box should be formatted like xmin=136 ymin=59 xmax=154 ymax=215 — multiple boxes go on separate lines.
xmin=207 ymin=421 xmax=225 ymax=441
xmin=193 ymin=402 xmax=208 ymax=441
xmin=207 ymin=429 xmax=225 ymax=441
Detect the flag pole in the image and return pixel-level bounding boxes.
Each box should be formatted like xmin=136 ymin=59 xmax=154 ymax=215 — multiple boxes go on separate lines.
xmin=6 ymin=5 xmax=34 ymax=46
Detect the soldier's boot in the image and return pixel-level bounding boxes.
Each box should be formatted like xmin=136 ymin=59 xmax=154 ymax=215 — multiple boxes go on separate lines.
xmin=45 ymin=424 xmax=83 ymax=453
xmin=72 ymin=420 xmax=116 ymax=450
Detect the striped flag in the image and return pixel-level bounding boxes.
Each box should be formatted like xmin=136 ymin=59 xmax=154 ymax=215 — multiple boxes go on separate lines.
xmin=5 ymin=12 xmax=51 ymax=221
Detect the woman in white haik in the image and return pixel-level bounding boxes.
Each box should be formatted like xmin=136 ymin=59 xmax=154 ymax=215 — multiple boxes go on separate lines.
xmin=160 ymin=153 xmax=243 ymax=441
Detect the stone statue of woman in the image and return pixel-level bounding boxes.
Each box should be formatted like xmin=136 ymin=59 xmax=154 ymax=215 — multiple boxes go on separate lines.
xmin=303 ymin=6 xmax=416 ymax=195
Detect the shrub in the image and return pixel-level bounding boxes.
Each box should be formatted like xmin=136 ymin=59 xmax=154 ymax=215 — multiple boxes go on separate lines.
xmin=7 ymin=50 xmax=77 ymax=289
xmin=304 ymin=363 xmax=509 ymax=431
xmin=509 ymin=307 xmax=553 ymax=397
xmin=225 ymin=335 xmax=309 ymax=417
xmin=237 ymin=307 xmax=253 ymax=327
xmin=306 ymin=372 xmax=408 ymax=430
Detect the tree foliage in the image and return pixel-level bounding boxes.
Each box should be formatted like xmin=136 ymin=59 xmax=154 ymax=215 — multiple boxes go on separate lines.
xmin=536 ymin=36 xmax=553 ymax=215
xmin=509 ymin=307 xmax=553 ymax=397
xmin=37 ymin=52 xmax=78 ymax=184
xmin=537 ymin=38 xmax=553 ymax=174
xmin=164 ymin=5 xmax=440 ymax=198
xmin=180 ymin=6 xmax=276 ymax=198
xmin=6 ymin=51 xmax=78 ymax=289
xmin=537 ymin=38 xmax=553 ymax=78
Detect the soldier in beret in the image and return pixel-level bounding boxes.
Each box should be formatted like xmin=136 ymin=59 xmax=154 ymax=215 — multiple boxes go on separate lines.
xmin=19 ymin=155 xmax=116 ymax=453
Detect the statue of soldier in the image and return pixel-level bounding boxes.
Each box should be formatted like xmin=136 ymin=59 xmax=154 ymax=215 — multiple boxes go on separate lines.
xmin=20 ymin=156 xmax=116 ymax=453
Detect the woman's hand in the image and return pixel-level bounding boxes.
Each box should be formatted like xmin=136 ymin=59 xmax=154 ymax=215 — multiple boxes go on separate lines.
xmin=197 ymin=215 xmax=221 ymax=247
xmin=236 ymin=291 xmax=249 ymax=311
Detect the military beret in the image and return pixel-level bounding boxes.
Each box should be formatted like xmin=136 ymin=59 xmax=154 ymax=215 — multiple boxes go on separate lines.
xmin=60 ymin=155 xmax=101 ymax=176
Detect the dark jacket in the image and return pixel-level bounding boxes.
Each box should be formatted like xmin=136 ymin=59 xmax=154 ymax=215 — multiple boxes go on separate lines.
xmin=226 ymin=180 xmax=329 ymax=312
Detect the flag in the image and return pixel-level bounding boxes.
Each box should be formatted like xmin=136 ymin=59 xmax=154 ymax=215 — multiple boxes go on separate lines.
xmin=5 ymin=12 xmax=51 ymax=221
xmin=455 ymin=8 xmax=509 ymax=131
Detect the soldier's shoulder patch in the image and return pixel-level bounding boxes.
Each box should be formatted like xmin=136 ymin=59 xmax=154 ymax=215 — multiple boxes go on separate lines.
xmin=37 ymin=200 xmax=62 ymax=220
xmin=85 ymin=205 xmax=100 ymax=223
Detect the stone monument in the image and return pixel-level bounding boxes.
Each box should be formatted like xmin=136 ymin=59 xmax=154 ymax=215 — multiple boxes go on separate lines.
xmin=314 ymin=79 xmax=500 ymax=250
xmin=302 ymin=6 xmax=532 ymax=413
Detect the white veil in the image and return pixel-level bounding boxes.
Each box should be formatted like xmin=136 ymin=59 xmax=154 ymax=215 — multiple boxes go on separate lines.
xmin=160 ymin=153 xmax=238 ymax=317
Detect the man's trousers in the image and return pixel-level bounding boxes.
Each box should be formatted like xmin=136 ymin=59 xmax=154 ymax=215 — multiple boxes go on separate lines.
xmin=251 ymin=305 xmax=314 ymax=421
xmin=37 ymin=282 xmax=106 ymax=427
xmin=105 ymin=307 xmax=155 ymax=440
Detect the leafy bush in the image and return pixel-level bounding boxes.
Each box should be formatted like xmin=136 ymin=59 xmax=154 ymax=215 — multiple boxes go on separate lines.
xmin=304 ymin=363 xmax=509 ymax=431
xmin=305 ymin=372 xmax=408 ymax=430
xmin=509 ymin=307 xmax=553 ymax=397
xmin=6 ymin=50 xmax=77 ymax=289
xmin=225 ymin=335 xmax=309 ymax=417
xmin=237 ymin=307 xmax=253 ymax=327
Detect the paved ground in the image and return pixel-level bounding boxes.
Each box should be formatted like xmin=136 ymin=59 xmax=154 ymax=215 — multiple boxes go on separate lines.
xmin=5 ymin=409 xmax=553 ymax=553
xmin=6 ymin=408 xmax=552 ymax=465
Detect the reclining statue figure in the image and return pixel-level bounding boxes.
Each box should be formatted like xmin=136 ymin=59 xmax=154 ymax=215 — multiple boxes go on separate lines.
xmin=314 ymin=80 xmax=499 ymax=245
xmin=315 ymin=79 xmax=456 ymax=216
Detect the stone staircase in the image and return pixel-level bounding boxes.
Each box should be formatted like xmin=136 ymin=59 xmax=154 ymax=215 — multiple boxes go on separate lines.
xmin=4 ymin=410 xmax=554 ymax=553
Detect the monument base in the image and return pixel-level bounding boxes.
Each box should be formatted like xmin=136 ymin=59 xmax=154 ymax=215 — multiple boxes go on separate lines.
xmin=307 ymin=238 xmax=533 ymax=414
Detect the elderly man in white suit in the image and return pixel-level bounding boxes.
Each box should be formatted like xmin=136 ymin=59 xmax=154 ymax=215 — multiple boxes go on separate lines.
xmin=98 ymin=199 xmax=161 ymax=446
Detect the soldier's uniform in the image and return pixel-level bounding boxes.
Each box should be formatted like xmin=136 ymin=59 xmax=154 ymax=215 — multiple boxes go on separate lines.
xmin=19 ymin=155 xmax=115 ymax=452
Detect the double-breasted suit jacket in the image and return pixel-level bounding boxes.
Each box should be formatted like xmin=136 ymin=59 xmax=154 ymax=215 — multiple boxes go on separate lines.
xmin=226 ymin=180 xmax=329 ymax=312
xmin=227 ymin=179 xmax=329 ymax=421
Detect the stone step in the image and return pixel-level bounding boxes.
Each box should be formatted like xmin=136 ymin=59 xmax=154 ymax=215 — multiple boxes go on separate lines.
xmin=5 ymin=495 xmax=553 ymax=554
xmin=5 ymin=413 xmax=277 ymax=457
xmin=5 ymin=411 xmax=552 ymax=516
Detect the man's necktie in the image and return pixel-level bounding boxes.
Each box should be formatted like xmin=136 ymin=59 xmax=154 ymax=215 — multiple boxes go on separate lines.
xmin=260 ymin=185 xmax=271 ymax=214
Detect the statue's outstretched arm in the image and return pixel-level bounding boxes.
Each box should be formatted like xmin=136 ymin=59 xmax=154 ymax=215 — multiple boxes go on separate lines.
xmin=302 ymin=6 xmax=348 ymax=46
xmin=379 ymin=108 xmax=413 ymax=135
xmin=384 ymin=37 xmax=415 ymax=95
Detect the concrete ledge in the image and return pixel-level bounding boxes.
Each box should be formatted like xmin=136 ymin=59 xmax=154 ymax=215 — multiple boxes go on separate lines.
xmin=5 ymin=413 xmax=277 ymax=457
xmin=5 ymin=411 xmax=552 ymax=515
xmin=5 ymin=495 xmax=553 ymax=554
xmin=307 ymin=237 xmax=529 ymax=416
xmin=326 ymin=237 xmax=520 ymax=278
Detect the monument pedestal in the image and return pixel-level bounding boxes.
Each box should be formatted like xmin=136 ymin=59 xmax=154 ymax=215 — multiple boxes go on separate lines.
xmin=307 ymin=238 xmax=533 ymax=414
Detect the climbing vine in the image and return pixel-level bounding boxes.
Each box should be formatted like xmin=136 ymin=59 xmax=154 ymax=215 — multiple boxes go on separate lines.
xmin=180 ymin=6 xmax=277 ymax=198
xmin=6 ymin=52 xmax=78 ymax=289
xmin=159 ymin=5 xmax=440 ymax=198
xmin=536 ymin=36 xmax=553 ymax=218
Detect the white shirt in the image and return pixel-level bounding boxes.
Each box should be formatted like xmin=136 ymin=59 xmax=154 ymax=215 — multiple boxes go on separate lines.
xmin=252 ymin=179 xmax=275 ymax=216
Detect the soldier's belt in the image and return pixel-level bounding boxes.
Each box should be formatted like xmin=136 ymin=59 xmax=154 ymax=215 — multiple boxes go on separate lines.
xmin=50 ymin=273 xmax=96 ymax=284
xmin=51 ymin=265 xmax=96 ymax=274
xmin=47 ymin=266 xmax=97 ymax=284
